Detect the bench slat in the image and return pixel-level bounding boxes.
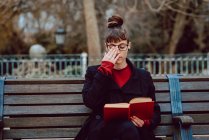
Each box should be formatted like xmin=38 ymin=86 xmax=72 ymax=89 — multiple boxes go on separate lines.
xmin=4 ymin=84 xmax=83 ymax=94
xmin=159 ymin=114 xmax=209 ymax=124
xmin=4 ymin=103 xmax=209 ymax=116
xmin=154 ymin=81 xmax=209 ymax=91
xmin=4 ymin=76 xmax=209 ymax=84
xmin=160 ymin=102 xmax=209 ymax=112
xmin=4 ymin=116 xmax=88 ymax=127
xmin=4 ymin=105 xmax=91 ymax=115
xmin=4 ymin=94 xmax=83 ymax=105
xmin=192 ymin=136 xmax=209 ymax=140
xmin=4 ymin=128 xmax=80 ymax=139
xmin=5 ymin=81 xmax=209 ymax=94
xmin=155 ymin=125 xmax=209 ymax=136
xmin=5 ymin=127 xmax=172 ymax=139
xmin=4 ymin=125 xmax=209 ymax=139
xmin=5 ymin=79 xmax=84 ymax=85
xmin=5 ymin=83 xmax=169 ymax=93
xmin=156 ymin=92 xmax=209 ymax=102
xmin=4 ymin=92 xmax=209 ymax=105
xmin=4 ymin=114 xmax=209 ymax=128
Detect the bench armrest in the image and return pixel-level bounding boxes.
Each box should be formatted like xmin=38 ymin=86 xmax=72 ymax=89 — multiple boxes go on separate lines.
xmin=173 ymin=115 xmax=194 ymax=128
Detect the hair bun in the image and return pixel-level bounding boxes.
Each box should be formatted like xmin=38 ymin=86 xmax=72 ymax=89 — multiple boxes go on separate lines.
xmin=107 ymin=15 xmax=123 ymax=28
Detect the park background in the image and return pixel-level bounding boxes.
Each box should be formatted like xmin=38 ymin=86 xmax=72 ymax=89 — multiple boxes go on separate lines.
xmin=0 ymin=0 xmax=209 ymax=78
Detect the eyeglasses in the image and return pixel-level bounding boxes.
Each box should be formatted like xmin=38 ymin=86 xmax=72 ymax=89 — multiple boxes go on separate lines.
xmin=106 ymin=43 xmax=128 ymax=51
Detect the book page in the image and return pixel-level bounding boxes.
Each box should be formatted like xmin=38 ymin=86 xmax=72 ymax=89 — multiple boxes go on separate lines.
xmin=129 ymin=97 xmax=152 ymax=104
xmin=104 ymin=103 xmax=129 ymax=108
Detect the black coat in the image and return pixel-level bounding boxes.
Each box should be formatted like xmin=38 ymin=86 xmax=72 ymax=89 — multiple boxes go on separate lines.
xmin=75 ymin=59 xmax=161 ymax=140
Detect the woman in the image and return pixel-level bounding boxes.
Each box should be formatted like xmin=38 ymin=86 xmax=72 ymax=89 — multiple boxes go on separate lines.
xmin=75 ymin=15 xmax=161 ymax=140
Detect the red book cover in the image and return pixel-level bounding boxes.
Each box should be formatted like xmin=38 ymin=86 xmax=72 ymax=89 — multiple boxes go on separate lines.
xmin=129 ymin=101 xmax=154 ymax=120
xmin=103 ymin=97 xmax=154 ymax=123
xmin=104 ymin=103 xmax=130 ymax=122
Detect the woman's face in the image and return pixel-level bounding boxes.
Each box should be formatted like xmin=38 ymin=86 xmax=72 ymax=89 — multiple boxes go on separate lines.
xmin=106 ymin=39 xmax=130 ymax=64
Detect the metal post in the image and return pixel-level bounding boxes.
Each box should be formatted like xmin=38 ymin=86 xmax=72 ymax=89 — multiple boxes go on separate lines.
xmin=81 ymin=52 xmax=87 ymax=77
xmin=0 ymin=77 xmax=5 ymax=140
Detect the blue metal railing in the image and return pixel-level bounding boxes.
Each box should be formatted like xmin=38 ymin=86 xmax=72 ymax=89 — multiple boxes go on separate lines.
xmin=0 ymin=53 xmax=209 ymax=78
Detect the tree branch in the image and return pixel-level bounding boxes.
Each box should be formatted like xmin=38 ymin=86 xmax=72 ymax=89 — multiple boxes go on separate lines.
xmin=164 ymin=3 xmax=208 ymax=18
xmin=144 ymin=0 xmax=167 ymax=12
xmin=124 ymin=0 xmax=138 ymax=12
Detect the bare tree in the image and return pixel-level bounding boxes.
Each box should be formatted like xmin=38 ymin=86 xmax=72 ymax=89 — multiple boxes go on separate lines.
xmin=167 ymin=0 xmax=190 ymax=54
xmin=0 ymin=0 xmax=208 ymax=55
xmin=83 ymin=0 xmax=101 ymax=65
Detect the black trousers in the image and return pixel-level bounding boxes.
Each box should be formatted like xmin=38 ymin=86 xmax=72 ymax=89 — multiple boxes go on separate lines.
xmin=85 ymin=119 xmax=156 ymax=140
xmin=99 ymin=120 xmax=141 ymax=140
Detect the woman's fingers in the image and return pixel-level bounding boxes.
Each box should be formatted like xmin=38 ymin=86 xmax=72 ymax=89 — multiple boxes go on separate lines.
xmin=131 ymin=116 xmax=144 ymax=127
xmin=113 ymin=53 xmax=120 ymax=63
xmin=131 ymin=118 xmax=139 ymax=127
xmin=109 ymin=48 xmax=118 ymax=59
xmin=102 ymin=47 xmax=119 ymax=64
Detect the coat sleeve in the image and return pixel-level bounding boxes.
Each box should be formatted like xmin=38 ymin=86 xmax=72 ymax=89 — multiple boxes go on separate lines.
xmin=82 ymin=66 xmax=111 ymax=112
xmin=146 ymin=72 xmax=161 ymax=130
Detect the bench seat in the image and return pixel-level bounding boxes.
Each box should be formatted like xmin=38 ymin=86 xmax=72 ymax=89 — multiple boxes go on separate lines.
xmin=0 ymin=76 xmax=209 ymax=140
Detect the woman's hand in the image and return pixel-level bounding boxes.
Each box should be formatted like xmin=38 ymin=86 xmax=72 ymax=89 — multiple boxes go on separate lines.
xmin=130 ymin=116 xmax=145 ymax=127
xmin=102 ymin=47 xmax=120 ymax=64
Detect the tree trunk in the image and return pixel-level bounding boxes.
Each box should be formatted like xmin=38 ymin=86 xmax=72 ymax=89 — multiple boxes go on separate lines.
xmin=194 ymin=18 xmax=205 ymax=51
xmin=83 ymin=0 xmax=101 ymax=65
xmin=167 ymin=1 xmax=189 ymax=55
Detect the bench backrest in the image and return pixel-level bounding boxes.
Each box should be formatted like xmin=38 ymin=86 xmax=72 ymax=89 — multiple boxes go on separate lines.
xmin=1 ymin=76 xmax=209 ymax=139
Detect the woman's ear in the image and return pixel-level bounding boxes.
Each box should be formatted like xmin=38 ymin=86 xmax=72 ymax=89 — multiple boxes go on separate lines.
xmin=128 ymin=42 xmax=131 ymax=50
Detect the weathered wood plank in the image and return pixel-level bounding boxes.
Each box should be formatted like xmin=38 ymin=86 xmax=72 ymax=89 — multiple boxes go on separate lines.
xmin=159 ymin=103 xmax=209 ymax=112
xmin=4 ymin=116 xmax=88 ymax=127
xmin=157 ymin=135 xmax=209 ymax=140
xmin=192 ymin=125 xmax=209 ymax=135
xmin=3 ymin=125 xmax=209 ymax=139
xmin=154 ymin=81 xmax=209 ymax=91
xmin=4 ymin=94 xmax=83 ymax=105
xmin=155 ymin=92 xmax=209 ymax=102
xmin=5 ymin=81 xmax=209 ymax=94
xmin=4 ymin=82 xmax=169 ymax=94
xmin=180 ymin=81 xmax=209 ymax=91
xmin=4 ymin=84 xmax=83 ymax=94
xmin=155 ymin=125 xmax=209 ymax=136
xmin=5 ymin=79 xmax=85 ymax=85
xmin=4 ymin=103 xmax=209 ymax=116
xmin=4 ymin=92 xmax=209 ymax=105
xmin=4 ymin=114 xmax=209 ymax=128
xmin=4 ymin=105 xmax=91 ymax=116
xmin=3 ymin=128 xmax=81 ymax=139
xmin=5 ymin=76 xmax=209 ymax=84
xmin=193 ymin=136 xmax=209 ymax=140
xmin=159 ymin=114 xmax=209 ymax=125
xmin=4 ymin=127 xmax=173 ymax=139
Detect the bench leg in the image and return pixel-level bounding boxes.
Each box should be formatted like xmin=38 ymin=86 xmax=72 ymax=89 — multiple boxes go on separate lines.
xmin=180 ymin=126 xmax=193 ymax=140
xmin=174 ymin=127 xmax=181 ymax=140
xmin=173 ymin=125 xmax=193 ymax=140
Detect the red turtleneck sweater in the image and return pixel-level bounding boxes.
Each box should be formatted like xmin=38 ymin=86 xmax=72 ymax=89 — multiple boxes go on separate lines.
xmin=98 ymin=61 xmax=131 ymax=88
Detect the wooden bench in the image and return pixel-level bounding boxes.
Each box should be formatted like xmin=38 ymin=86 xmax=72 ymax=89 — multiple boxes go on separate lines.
xmin=0 ymin=76 xmax=209 ymax=140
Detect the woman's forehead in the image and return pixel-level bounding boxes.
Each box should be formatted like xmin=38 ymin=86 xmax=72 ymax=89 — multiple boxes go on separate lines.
xmin=107 ymin=39 xmax=127 ymax=44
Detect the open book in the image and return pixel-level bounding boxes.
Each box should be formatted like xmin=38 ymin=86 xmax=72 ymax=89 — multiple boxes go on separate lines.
xmin=103 ymin=97 xmax=154 ymax=123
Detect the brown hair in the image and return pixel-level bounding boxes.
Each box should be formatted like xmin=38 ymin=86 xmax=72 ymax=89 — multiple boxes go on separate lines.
xmin=105 ymin=15 xmax=129 ymax=43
